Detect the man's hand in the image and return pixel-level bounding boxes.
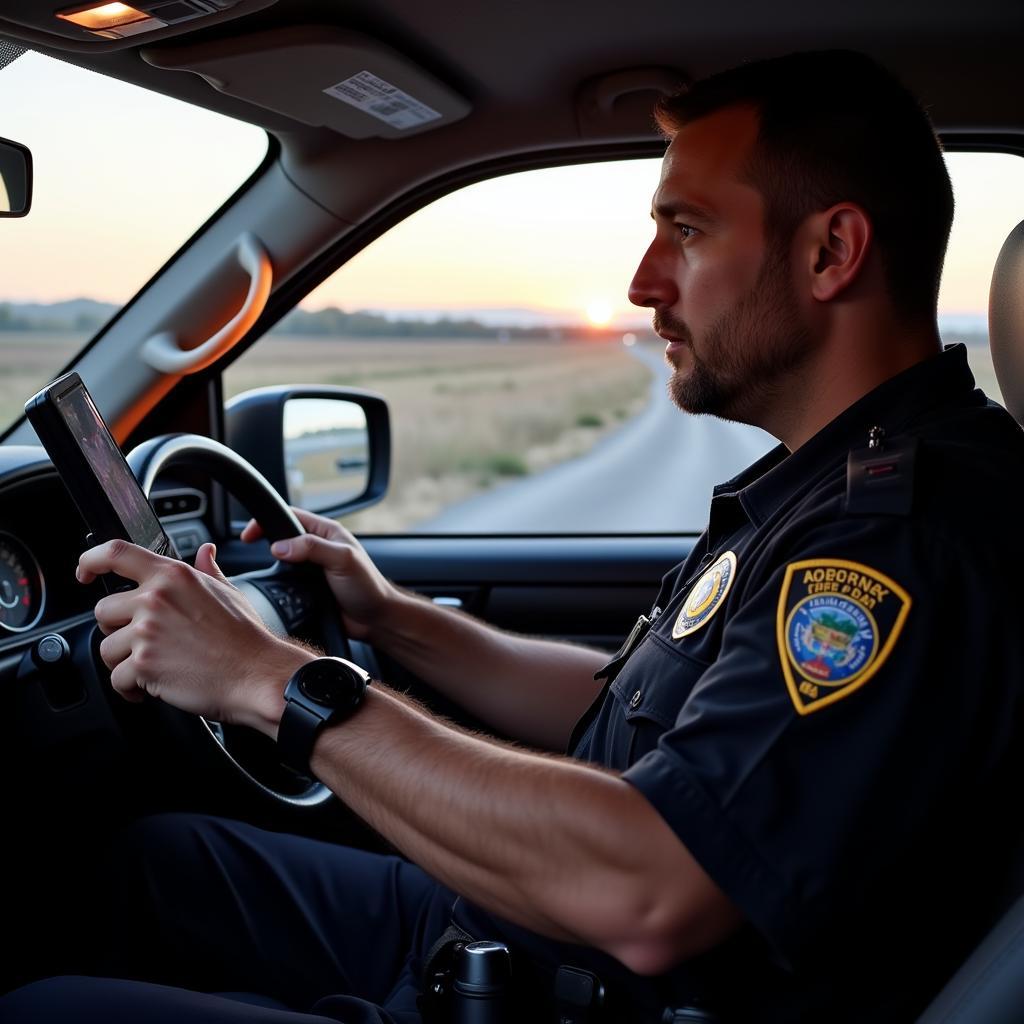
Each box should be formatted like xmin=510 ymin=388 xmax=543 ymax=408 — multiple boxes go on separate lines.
xmin=242 ymin=506 xmax=607 ymax=750
xmin=79 ymin=540 xmax=310 ymax=736
xmin=241 ymin=508 xmax=397 ymax=639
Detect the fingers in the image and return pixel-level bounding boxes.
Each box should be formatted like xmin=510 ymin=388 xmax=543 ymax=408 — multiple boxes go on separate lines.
xmin=241 ymin=508 xmax=356 ymax=548
xmin=193 ymin=543 xmax=230 ymax=585
xmin=109 ymin=658 xmax=146 ymax=703
xmin=240 ymin=519 xmax=264 ymax=543
xmin=98 ymin=626 xmax=133 ymax=671
xmin=99 ymin=625 xmax=146 ymax=703
xmin=289 ymin=507 xmax=343 ymax=538
xmin=93 ymin=590 xmax=136 ymax=635
xmin=270 ymin=532 xmax=355 ymax=573
xmin=241 ymin=509 xmax=325 ymax=545
xmin=78 ymin=539 xmax=165 ymax=585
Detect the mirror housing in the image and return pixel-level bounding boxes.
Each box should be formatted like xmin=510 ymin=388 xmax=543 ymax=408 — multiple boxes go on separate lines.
xmin=0 ymin=137 xmax=32 ymax=217
xmin=226 ymin=385 xmax=390 ymax=518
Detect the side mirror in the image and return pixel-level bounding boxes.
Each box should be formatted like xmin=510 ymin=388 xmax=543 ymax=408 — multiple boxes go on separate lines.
xmin=225 ymin=385 xmax=390 ymax=518
xmin=0 ymin=137 xmax=32 ymax=217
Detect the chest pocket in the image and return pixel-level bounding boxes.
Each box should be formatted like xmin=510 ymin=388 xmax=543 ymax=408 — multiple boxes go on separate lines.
xmin=605 ymin=631 xmax=711 ymax=769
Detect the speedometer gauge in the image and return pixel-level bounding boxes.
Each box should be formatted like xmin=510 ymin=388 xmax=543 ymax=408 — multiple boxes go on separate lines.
xmin=0 ymin=532 xmax=45 ymax=633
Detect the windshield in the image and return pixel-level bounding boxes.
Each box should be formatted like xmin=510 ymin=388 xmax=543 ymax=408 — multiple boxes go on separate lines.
xmin=0 ymin=50 xmax=267 ymax=425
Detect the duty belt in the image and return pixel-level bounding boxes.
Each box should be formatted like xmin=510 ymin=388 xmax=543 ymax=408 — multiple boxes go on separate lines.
xmin=418 ymin=922 xmax=721 ymax=1024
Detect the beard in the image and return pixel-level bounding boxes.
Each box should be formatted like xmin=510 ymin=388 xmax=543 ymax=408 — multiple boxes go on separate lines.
xmin=659 ymin=245 xmax=813 ymax=425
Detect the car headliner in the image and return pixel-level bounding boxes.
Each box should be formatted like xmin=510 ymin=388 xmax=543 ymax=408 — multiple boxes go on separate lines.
xmin=2 ymin=0 xmax=1022 ymax=444
xmin=2 ymin=0 xmax=1023 ymax=174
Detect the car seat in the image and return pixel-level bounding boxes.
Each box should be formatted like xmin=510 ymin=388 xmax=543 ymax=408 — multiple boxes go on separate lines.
xmin=915 ymin=217 xmax=1024 ymax=1022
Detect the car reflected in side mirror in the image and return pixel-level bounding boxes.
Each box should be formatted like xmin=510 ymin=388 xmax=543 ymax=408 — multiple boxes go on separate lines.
xmin=0 ymin=137 xmax=32 ymax=217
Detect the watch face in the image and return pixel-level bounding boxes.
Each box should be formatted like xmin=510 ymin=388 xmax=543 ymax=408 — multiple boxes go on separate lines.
xmin=297 ymin=660 xmax=362 ymax=706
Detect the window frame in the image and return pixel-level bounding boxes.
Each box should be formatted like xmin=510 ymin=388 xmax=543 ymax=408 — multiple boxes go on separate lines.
xmin=214 ymin=137 xmax=1024 ymax=539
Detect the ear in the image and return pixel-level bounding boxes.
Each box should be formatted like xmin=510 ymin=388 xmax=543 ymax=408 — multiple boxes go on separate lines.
xmin=805 ymin=203 xmax=873 ymax=303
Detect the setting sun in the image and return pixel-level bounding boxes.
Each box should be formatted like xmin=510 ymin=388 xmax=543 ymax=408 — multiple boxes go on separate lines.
xmin=585 ymin=301 xmax=613 ymax=327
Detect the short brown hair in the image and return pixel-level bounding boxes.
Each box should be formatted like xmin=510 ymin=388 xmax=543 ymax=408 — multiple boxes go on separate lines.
xmin=655 ymin=51 xmax=954 ymax=322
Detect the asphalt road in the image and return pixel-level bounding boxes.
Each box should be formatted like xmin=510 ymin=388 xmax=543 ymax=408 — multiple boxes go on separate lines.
xmin=415 ymin=343 xmax=777 ymax=534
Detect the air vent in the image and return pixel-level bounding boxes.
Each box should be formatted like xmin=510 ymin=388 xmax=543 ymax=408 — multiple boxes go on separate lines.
xmin=152 ymin=487 xmax=206 ymax=520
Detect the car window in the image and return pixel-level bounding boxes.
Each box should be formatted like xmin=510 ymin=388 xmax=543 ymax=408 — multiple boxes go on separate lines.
xmin=224 ymin=151 xmax=1024 ymax=536
xmin=939 ymin=152 xmax=1024 ymax=400
xmin=0 ymin=50 xmax=267 ymax=424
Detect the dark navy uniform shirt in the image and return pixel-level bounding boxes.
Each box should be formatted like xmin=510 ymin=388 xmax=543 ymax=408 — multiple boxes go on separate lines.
xmin=457 ymin=345 xmax=1024 ymax=1021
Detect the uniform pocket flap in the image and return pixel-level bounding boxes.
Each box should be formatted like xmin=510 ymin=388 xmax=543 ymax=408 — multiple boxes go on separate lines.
xmin=611 ymin=632 xmax=711 ymax=730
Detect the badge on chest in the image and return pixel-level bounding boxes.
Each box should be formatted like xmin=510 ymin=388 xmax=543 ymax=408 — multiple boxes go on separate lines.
xmin=672 ymin=550 xmax=737 ymax=639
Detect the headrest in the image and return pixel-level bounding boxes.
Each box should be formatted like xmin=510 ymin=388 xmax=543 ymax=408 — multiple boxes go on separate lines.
xmin=989 ymin=218 xmax=1024 ymax=423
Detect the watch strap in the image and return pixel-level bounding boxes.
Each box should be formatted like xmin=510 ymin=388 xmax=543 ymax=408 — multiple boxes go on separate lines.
xmin=277 ymin=698 xmax=329 ymax=775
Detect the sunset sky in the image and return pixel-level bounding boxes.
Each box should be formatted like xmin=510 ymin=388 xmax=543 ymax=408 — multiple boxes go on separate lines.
xmin=2 ymin=50 xmax=1024 ymax=326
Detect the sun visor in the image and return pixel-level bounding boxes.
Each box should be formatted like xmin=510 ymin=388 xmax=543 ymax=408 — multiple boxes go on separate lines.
xmin=142 ymin=26 xmax=470 ymax=139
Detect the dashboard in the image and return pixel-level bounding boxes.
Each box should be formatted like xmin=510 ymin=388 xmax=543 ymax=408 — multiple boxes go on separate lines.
xmin=0 ymin=446 xmax=210 ymax=657
xmin=0 ymin=531 xmax=50 ymax=634
xmin=0 ymin=454 xmax=102 ymax=651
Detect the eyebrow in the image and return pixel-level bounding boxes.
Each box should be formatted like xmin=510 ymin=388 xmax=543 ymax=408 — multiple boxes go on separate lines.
xmin=652 ymin=197 xmax=717 ymax=224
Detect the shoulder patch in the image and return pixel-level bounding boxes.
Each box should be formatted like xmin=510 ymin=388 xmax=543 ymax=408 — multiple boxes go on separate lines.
xmin=776 ymin=558 xmax=912 ymax=715
xmin=673 ymin=550 xmax=737 ymax=639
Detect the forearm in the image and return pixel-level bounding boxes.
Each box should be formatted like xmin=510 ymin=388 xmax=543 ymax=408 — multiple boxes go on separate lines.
xmin=305 ymin=684 xmax=733 ymax=970
xmin=81 ymin=535 xmax=738 ymax=976
xmin=368 ymin=589 xmax=608 ymax=750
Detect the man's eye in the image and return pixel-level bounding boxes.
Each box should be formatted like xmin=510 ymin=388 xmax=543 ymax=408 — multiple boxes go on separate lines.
xmin=675 ymin=223 xmax=699 ymax=241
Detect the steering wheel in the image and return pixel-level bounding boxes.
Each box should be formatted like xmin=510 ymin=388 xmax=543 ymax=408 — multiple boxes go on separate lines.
xmin=125 ymin=432 xmax=359 ymax=810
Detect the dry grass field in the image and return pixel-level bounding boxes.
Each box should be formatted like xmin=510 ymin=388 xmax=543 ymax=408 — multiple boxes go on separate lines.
xmin=0 ymin=330 xmax=653 ymax=532
xmin=0 ymin=328 xmax=1006 ymax=534
xmin=0 ymin=332 xmax=84 ymax=423
xmin=224 ymin=335 xmax=655 ymax=531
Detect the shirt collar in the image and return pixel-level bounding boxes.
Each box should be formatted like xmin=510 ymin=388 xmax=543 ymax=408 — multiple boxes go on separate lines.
xmin=712 ymin=344 xmax=978 ymax=529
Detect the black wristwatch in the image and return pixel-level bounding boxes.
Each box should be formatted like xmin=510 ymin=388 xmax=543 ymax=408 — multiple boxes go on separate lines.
xmin=277 ymin=657 xmax=371 ymax=774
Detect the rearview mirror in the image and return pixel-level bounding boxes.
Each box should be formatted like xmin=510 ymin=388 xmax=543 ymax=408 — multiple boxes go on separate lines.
xmin=0 ymin=137 xmax=32 ymax=217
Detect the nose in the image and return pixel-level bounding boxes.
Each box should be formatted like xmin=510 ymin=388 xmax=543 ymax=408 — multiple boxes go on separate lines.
xmin=628 ymin=237 xmax=678 ymax=310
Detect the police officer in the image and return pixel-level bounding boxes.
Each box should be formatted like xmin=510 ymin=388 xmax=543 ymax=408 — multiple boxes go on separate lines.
xmin=5 ymin=50 xmax=1023 ymax=1023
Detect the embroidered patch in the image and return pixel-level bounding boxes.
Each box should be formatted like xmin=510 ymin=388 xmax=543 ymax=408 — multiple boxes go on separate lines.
xmin=776 ymin=558 xmax=911 ymax=715
xmin=672 ymin=550 xmax=737 ymax=639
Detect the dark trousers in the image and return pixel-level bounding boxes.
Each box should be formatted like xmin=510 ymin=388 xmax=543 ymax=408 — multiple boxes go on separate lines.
xmin=0 ymin=813 xmax=457 ymax=1023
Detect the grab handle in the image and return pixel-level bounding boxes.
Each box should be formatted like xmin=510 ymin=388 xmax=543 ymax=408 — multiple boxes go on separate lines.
xmin=142 ymin=232 xmax=272 ymax=375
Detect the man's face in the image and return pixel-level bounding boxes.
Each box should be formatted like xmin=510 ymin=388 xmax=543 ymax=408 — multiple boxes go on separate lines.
xmin=628 ymin=105 xmax=813 ymax=426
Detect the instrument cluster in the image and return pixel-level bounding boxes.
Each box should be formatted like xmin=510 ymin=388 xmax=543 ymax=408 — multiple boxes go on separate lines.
xmin=0 ymin=531 xmax=45 ymax=634
xmin=0 ymin=469 xmax=103 ymax=645
xmin=0 ymin=461 xmax=211 ymax=645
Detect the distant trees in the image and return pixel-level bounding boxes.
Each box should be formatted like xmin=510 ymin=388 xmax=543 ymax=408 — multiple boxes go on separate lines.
xmin=0 ymin=303 xmax=31 ymax=331
xmin=0 ymin=300 xmax=112 ymax=332
xmin=275 ymin=305 xmax=570 ymax=340
xmin=0 ymin=299 xmax=621 ymax=341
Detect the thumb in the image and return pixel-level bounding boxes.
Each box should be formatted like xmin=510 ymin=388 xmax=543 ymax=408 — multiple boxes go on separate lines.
xmin=194 ymin=542 xmax=230 ymax=584
xmin=271 ymin=533 xmax=352 ymax=573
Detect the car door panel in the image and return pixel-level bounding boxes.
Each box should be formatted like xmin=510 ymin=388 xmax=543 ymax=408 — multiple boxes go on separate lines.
xmin=219 ymin=535 xmax=696 ymax=651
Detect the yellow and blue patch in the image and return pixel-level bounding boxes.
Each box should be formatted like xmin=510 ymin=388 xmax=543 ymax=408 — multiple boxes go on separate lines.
xmin=776 ymin=559 xmax=911 ymax=714
xmin=673 ymin=550 xmax=737 ymax=639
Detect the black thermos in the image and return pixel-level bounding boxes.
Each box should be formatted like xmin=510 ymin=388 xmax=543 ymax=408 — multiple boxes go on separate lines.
xmin=451 ymin=940 xmax=511 ymax=1024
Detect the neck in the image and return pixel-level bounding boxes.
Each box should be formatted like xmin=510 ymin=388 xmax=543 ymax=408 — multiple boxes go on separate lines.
xmin=765 ymin=319 xmax=943 ymax=451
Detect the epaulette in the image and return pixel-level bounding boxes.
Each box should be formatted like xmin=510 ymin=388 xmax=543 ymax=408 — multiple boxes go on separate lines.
xmin=845 ymin=425 xmax=918 ymax=516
